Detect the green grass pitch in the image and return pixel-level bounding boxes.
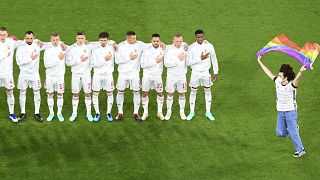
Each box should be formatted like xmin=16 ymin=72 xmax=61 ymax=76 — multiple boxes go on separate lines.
xmin=0 ymin=0 xmax=320 ymax=179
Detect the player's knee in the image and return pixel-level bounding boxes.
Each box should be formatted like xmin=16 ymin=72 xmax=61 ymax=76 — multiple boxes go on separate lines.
xmin=6 ymin=89 xmax=13 ymax=95
xmin=106 ymin=91 xmax=113 ymax=96
xmin=142 ymin=91 xmax=148 ymax=98
xmin=204 ymin=87 xmax=211 ymax=92
xmin=73 ymin=93 xmax=79 ymax=97
xmin=57 ymin=93 xmax=63 ymax=97
xmin=191 ymin=87 xmax=197 ymax=94
xmin=93 ymin=91 xmax=100 ymax=96
xmin=84 ymin=93 xmax=91 ymax=97
xmin=179 ymin=93 xmax=185 ymax=97
xmin=117 ymin=90 xmax=124 ymax=95
xmin=276 ymin=129 xmax=288 ymax=137
xmin=133 ymin=91 xmax=139 ymax=95
xmin=47 ymin=93 xmax=54 ymax=97
xmin=157 ymin=92 xmax=164 ymax=97
xmin=167 ymin=93 xmax=174 ymax=97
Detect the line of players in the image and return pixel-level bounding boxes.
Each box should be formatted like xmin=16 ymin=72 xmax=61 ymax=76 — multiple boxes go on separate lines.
xmin=0 ymin=27 xmax=219 ymax=123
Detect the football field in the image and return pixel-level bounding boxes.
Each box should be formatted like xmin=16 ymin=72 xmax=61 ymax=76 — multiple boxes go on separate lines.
xmin=1 ymin=0 xmax=320 ymax=179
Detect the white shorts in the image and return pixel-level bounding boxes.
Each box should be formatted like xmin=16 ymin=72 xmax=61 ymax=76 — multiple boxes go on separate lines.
xmin=0 ymin=75 xmax=15 ymax=89
xmin=18 ymin=73 xmax=41 ymax=90
xmin=72 ymin=74 xmax=92 ymax=94
xmin=189 ymin=70 xmax=212 ymax=88
xmin=45 ymin=75 xmax=65 ymax=93
xmin=92 ymin=73 xmax=115 ymax=92
xmin=142 ymin=75 xmax=163 ymax=92
xmin=116 ymin=73 xmax=140 ymax=91
xmin=166 ymin=75 xmax=187 ymax=93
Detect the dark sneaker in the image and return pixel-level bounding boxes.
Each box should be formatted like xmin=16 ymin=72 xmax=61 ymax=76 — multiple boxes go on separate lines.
xmin=93 ymin=114 xmax=100 ymax=122
xmin=106 ymin=113 xmax=113 ymax=122
xmin=115 ymin=113 xmax=123 ymax=120
xmin=18 ymin=113 xmax=26 ymax=122
xmin=293 ymin=149 xmax=306 ymax=158
xmin=133 ymin=113 xmax=141 ymax=121
xmin=34 ymin=114 xmax=43 ymax=122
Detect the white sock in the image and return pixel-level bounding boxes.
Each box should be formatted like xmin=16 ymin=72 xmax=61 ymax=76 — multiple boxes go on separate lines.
xmin=189 ymin=88 xmax=197 ymax=113
xmin=157 ymin=95 xmax=164 ymax=113
xmin=179 ymin=96 xmax=186 ymax=112
xmin=142 ymin=96 xmax=149 ymax=114
xmin=205 ymin=88 xmax=212 ymax=112
xmin=133 ymin=91 xmax=140 ymax=114
xmin=19 ymin=90 xmax=26 ymax=114
xmin=7 ymin=91 xmax=14 ymax=114
xmin=47 ymin=94 xmax=54 ymax=114
xmin=92 ymin=91 xmax=100 ymax=114
xmin=34 ymin=90 xmax=41 ymax=114
xmin=85 ymin=96 xmax=92 ymax=115
xmin=57 ymin=95 xmax=63 ymax=114
xmin=166 ymin=95 xmax=173 ymax=112
xmin=107 ymin=92 xmax=113 ymax=114
xmin=72 ymin=95 xmax=79 ymax=114
xmin=116 ymin=91 xmax=124 ymax=114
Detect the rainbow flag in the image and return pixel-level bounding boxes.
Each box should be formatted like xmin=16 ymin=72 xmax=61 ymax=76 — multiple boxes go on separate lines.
xmin=256 ymin=34 xmax=320 ymax=69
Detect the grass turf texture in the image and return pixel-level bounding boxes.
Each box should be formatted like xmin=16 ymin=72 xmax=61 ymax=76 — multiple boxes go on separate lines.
xmin=1 ymin=0 xmax=320 ymax=179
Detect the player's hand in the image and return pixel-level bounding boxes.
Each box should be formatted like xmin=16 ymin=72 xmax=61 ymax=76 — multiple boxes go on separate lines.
xmin=201 ymin=51 xmax=209 ymax=60
xmin=160 ymin=42 xmax=166 ymax=50
xmin=178 ymin=52 xmax=185 ymax=61
xmin=112 ymin=43 xmax=118 ymax=51
xmin=80 ymin=54 xmax=88 ymax=62
xmin=299 ymin=65 xmax=307 ymax=73
xmin=58 ymin=52 xmax=65 ymax=60
xmin=212 ymin=74 xmax=218 ymax=82
xmin=156 ymin=54 xmax=163 ymax=63
xmin=104 ymin=53 xmax=112 ymax=61
xmin=129 ymin=52 xmax=138 ymax=60
xmin=7 ymin=52 xmax=11 ymax=57
xmin=37 ymin=40 xmax=44 ymax=48
xmin=257 ymin=55 xmax=262 ymax=62
xmin=31 ymin=52 xmax=38 ymax=60
xmin=182 ymin=42 xmax=189 ymax=51
xmin=60 ymin=42 xmax=68 ymax=51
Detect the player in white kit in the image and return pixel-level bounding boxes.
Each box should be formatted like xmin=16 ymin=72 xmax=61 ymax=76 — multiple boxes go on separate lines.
xmin=16 ymin=31 xmax=43 ymax=122
xmin=43 ymin=32 xmax=67 ymax=122
xmin=66 ymin=31 xmax=95 ymax=122
xmin=0 ymin=27 xmax=24 ymax=122
xmin=91 ymin=32 xmax=115 ymax=122
xmin=140 ymin=33 xmax=165 ymax=121
xmin=186 ymin=30 xmax=219 ymax=121
xmin=164 ymin=34 xmax=188 ymax=120
xmin=115 ymin=31 xmax=146 ymax=121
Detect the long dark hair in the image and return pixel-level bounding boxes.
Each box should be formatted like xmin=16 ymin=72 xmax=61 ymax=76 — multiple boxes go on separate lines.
xmin=279 ymin=64 xmax=295 ymax=81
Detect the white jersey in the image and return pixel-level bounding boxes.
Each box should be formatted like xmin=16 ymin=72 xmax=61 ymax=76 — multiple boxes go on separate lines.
xmin=164 ymin=45 xmax=187 ymax=77
xmin=43 ymin=43 xmax=66 ymax=77
xmin=16 ymin=41 xmax=41 ymax=75
xmin=187 ymin=41 xmax=219 ymax=74
xmin=141 ymin=45 xmax=164 ymax=76
xmin=115 ymin=40 xmax=146 ymax=74
xmin=0 ymin=38 xmax=23 ymax=76
xmin=275 ymin=77 xmax=297 ymax=111
xmin=66 ymin=43 xmax=95 ymax=75
xmin=91 ymin=43 xmax=115 ymax=75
